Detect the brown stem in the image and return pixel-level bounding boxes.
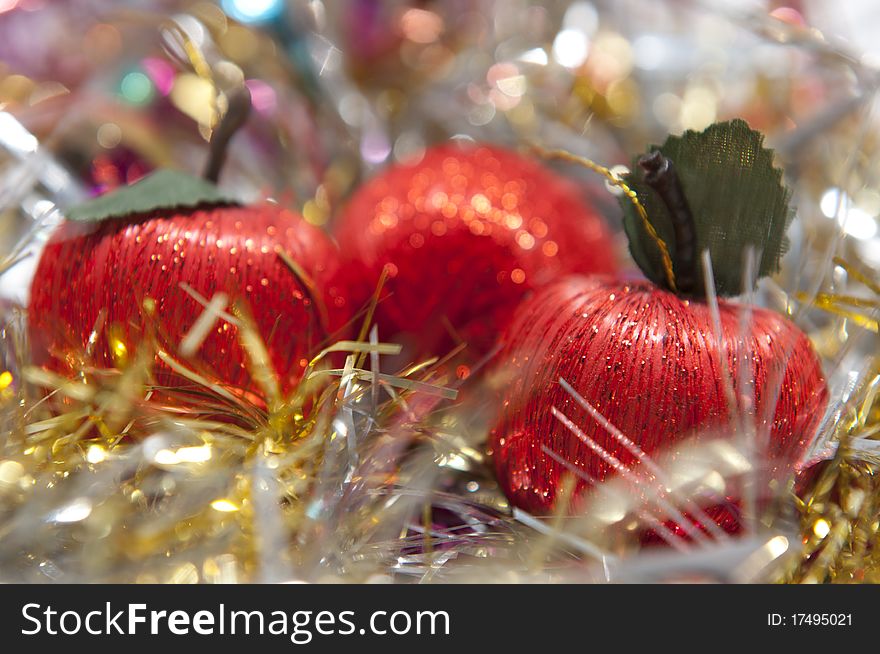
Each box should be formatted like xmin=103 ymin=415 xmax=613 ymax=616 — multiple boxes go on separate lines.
xmin=203 ymin=86 xmax=252 ymax=184
xmin=638 ymin=151 xmax=697 ymax=295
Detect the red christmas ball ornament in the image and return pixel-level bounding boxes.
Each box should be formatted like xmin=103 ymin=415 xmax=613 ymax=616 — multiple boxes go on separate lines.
xmin=334 ymin=142 xmax=618 ymax=360
xmin=490 ymin=276 xmax=828 ymax=515
xmin=489 ymin=120 xmax=830 ymax=533
xmin=29 ymin=88 xmax=352 ymax=398
xmin=29 ymin=190 xmax=344 ymax=396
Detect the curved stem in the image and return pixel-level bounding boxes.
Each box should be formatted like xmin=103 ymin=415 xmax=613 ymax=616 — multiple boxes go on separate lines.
xmin=203 ymin=86 xmax=252 ymax=184
xmin=638 ymin=151 xmax=697 ymax=295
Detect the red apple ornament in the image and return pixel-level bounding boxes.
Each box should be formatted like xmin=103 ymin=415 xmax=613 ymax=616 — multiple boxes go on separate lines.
xmin=29 ymin=91 xmax=350 ymax=398
xmin=334 ymin=142 xmax=618 ymax=361
xmin=489 ymin=120 xmax=829 ymax=529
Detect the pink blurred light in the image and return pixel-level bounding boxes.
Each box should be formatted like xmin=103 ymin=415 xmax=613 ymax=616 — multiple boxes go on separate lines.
xmin=769 ymin=7 xmax=807 ymax=28
xmin=245 ymin=79 xmax=277 ymax=114
xmin=141 ymin=57 xmax=176 ymax=96
xmin=0 ymin=0 xmax=20 ymax=15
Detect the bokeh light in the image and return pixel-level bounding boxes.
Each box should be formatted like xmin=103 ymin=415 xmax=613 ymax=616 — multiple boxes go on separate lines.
xmin=119 ymin=70 xmax=155 ymax=105
xmin=552 ymin=28 xmax=589 ymax=68
xmin=220 ymin=0 xmax=283 ymax=24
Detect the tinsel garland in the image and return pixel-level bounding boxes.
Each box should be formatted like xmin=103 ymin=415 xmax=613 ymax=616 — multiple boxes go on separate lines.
xmin=0 ymin=291 xmax=876 ymax=583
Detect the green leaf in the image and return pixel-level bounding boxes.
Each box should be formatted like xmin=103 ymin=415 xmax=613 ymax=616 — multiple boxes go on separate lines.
xmin=66 ymin=169 xmax=238 ymax=223
xmin=619 ymin=119 xmax=794 ymax=297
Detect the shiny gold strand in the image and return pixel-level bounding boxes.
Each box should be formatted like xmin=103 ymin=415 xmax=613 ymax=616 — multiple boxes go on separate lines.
xmin=0 ymin=294 xmax=463 ymax=582
xmin=784 ymin=256 xmax=880 ymax=583
xmin=787 ymin=452 xmax=880 ymax=584
xmin=528 ymin=144 xmax=678 ymax=292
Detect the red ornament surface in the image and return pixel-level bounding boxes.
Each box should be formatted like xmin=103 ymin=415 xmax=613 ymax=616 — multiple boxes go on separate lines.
xmin=29 ymin=203 xmax=350 ymax=396
xmin=334 ymin=142 xmax=618 ymax=360
xmin=489 ymin=276 xmax=829 ymax=517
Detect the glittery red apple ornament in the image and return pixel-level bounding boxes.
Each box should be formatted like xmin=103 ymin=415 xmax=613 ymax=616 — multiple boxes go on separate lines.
xmin=29 ymin=90 xmax=351 ymax=398
xmin=29 ymin=188 xmax=344 ymax=395
xmin=491 ymin=275 xmax=828 ymax=516
xmin=489 ymin=120 xmax=829 ymax=528
xmin=334 ymin=142 xmax=618 ymax=361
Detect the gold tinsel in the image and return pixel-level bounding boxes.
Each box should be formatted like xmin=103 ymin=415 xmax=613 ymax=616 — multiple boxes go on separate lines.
xmin=783 ymin=256 xmax=880 ymax=584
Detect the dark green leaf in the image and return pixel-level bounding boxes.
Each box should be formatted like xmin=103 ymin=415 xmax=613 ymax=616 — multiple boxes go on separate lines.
xmin=619 ymin=119 xmax=794 ymax=297
xmin=66 ymin=169 xmax=238 ymax=223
